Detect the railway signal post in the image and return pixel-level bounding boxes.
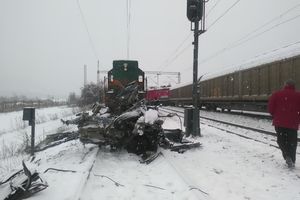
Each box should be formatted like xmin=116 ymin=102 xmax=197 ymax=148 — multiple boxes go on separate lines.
xmin=187 ymin=0 xmax=206 ymax=136
xmin=23 ymin=107 xmax=36 ymax=156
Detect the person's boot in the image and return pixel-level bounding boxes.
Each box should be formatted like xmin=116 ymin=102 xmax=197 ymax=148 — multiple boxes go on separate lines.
xmin=286 ymin=157 xmax=294 ymax=168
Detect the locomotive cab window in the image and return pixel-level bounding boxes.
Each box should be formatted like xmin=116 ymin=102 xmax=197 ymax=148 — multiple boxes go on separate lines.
xmin=138 ymin=75 xmax=143 ymax=82
xmin=110 ymin=75 xmax=114 ymax=82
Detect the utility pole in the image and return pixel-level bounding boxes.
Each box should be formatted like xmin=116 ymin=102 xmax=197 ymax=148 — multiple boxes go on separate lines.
xmin=186 ymin=0 xmax=206 ymax=137
xmin=192 ymin=19 xmax=200 ymax=137
xmin=84 ymin=64 xmax=87 ymax=86
xmin=97 ymin=60 xmax=100 ymax=86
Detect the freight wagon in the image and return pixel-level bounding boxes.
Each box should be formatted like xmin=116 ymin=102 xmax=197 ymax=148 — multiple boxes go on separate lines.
xmin=170 ymin=54 xmax=300 ymax=112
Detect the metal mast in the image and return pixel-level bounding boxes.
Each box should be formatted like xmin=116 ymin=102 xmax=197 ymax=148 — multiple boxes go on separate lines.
xmin=84 ymin=65 xmax=87 ymax=86
xmin=186 ymin=0 xmax=206 ymax=136
xmin=97 ymin=60 xmax=100 ymax=85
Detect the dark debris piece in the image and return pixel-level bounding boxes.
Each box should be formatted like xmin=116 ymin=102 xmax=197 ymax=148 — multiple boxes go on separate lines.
xmin=1 ymin=161 xmax=48 ymax=200
xmin=140 ymin=152 xmax=162 ymax=164
xmin=34 ymin=131 xmax=79 ymax=152
xmin=170 ymin=142 xmax=201 ymax=153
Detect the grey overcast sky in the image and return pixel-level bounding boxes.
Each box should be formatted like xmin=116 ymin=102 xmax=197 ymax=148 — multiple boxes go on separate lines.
xmin=0 ymin=0 xmax=300 ymax=98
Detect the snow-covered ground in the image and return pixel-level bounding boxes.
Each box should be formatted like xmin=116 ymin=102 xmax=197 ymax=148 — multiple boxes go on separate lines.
xmin=0 ymin=106 xmax=79 ymax=176
xmin=1 ymin=106 xmax=300 ymax=200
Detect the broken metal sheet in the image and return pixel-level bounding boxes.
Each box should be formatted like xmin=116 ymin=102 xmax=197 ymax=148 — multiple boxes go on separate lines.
xmin=0 ymin=161 xmax=48 ymax=200
xmin=34 ymin=131 xmax=79 ymax=152
xmin=170 ymin=142 xmax=202 ymax=153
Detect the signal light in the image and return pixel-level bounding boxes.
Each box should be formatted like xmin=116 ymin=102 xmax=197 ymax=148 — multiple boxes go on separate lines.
xmin=187 ymin=0 xmax=203 ymax=22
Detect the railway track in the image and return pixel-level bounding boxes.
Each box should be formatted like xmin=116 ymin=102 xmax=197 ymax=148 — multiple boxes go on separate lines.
xmin=216 ymin=109 xmax=272 ymax=120
xmin=159 ymin=151 xmax=212 ymax=200
xmin=76 ymin=149 xmax=210 ymax=200
xmin=159 ymin=107 xmax=300 ymax=144
xmin=72 ymin=147 xmax=100 ymax=200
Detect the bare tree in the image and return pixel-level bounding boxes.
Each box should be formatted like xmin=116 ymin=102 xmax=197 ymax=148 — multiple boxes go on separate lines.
xmin=79 ymin=82 xmax=104 ymax=106
xmin=68 ymin=92 xmax=78 ymax=105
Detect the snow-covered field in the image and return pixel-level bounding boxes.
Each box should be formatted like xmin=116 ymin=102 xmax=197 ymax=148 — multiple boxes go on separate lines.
xmin=1 ymin=106 xmax=300 ymax=200
xmin=0 ymin=106 xmax=79 ymax=176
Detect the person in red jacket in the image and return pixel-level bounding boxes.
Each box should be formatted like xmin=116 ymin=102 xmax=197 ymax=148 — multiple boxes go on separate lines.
xmin=268 ymin=79 xmax=300 ymax=168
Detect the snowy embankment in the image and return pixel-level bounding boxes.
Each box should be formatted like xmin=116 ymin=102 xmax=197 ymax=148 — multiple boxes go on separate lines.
xmin=0 ymin=106 xmax=79 ymax=176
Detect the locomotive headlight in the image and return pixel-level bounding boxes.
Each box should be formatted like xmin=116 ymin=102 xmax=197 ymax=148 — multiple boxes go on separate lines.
xmin=124 ymin=63 xmax=128 ymax=71
xmin=138 ymin=75 xmax=143 ymax=82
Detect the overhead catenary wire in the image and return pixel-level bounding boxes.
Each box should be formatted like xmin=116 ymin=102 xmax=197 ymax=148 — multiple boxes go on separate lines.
xmin=228 ymin=4 xmax=300 ymax=50
xmin=159 ymin=0 xmax=240 ymax=71
xmin=181 ymin=40 xmax=300 ymax=76
xmin=76 ymin=0 xmax=99 ymax=60
xmin=159 ymin=33 xmax=193 ymax=69
xmin=237 ymin=14 xmax=300 ymax=48
xmin=201 ymin=40 xmax=300 ymax=78
xmin=206 ymin=0 xmax=222 ymax=18
xmin=206 ymin=0 xmax=242 ymax=30
xmin=199 ymin=7 xmax=300 ymax=65
xmin=237 ymin=40 xmax=300 ymax=67
xmin=126 ymin=0 xmax=131 ymax=59
xmin=163 ymin=43 xmax=193 ymax=70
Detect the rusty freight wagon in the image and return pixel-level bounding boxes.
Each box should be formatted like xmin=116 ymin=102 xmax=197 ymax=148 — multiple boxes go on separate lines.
xmin=170 ymin=54 xmax=300 ymax=112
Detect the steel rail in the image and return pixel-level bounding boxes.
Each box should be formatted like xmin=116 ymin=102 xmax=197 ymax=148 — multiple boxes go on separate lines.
xmin=74 ymin=148 xmax=100 ymax=200
xmin=160 ymin=107 xmax=300 ymax=142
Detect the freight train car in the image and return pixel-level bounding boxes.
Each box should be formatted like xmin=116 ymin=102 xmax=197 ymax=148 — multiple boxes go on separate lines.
xmin=106 ymin=60 xmax=145 ymax=112
xmin=170 ymin=54 xmax=300 ymax=112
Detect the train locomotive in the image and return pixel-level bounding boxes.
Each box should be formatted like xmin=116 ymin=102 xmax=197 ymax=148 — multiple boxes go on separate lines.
xmin=146 ymin=87 xmax=170 ymax=105
xmin=170 ymin=54 xmax=300 ymax=112
xmin=106 ymin=60 xmax=145 ymax=113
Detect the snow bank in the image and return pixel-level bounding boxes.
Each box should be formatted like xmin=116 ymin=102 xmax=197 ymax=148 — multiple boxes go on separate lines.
xmin=0 ymin=106 xmax=78 ymax=135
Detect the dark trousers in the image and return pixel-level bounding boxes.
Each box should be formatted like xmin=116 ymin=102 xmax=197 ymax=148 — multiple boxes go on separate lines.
xmin=275 ymin=127 xmax=298 ymax=163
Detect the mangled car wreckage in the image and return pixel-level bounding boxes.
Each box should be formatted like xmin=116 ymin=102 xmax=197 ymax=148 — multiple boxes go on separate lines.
xmin=61 ymin=80 xmax=201 ymax=163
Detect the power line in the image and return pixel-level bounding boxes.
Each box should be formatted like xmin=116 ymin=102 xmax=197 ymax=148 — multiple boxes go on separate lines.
xmin=231 ymin=4 xmax=300 ymax=49
xmin=238 ymin=14 xmax=300 ymax=48
xmin=126 ymin=0 xmax=131 ymax=59
xmin=199 ymin=4 xmax=300 ymax=65
xmin=159 ymin=33 xmax=193 ymax=69
xmin=207 ymin=0 xmax=242 ymax=30
xmin=158 ymin=0 xmax=221 ymax=71
xmin=206 ymin=0 xmax=222 ymax=18
xmin=76 ymin=0 xmax=99 ymax=60
xmin=181 ymin=40 xmax=300 ymax=76
xmin=243 ymin=40 xmax=300 ymax=63
xmin=163 ymin=42 xmax=193 ymax=69
xmin=221 ymin=40 xmax=300 ymax=73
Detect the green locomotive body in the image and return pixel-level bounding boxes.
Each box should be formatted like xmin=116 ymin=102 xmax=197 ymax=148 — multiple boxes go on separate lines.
xmin=106 ymin=60 xmax=145 ymax=112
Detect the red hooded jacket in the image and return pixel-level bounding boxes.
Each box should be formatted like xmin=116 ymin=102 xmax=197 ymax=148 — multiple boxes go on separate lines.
xmin=268 ymin=85 xmax=300 ymax=130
